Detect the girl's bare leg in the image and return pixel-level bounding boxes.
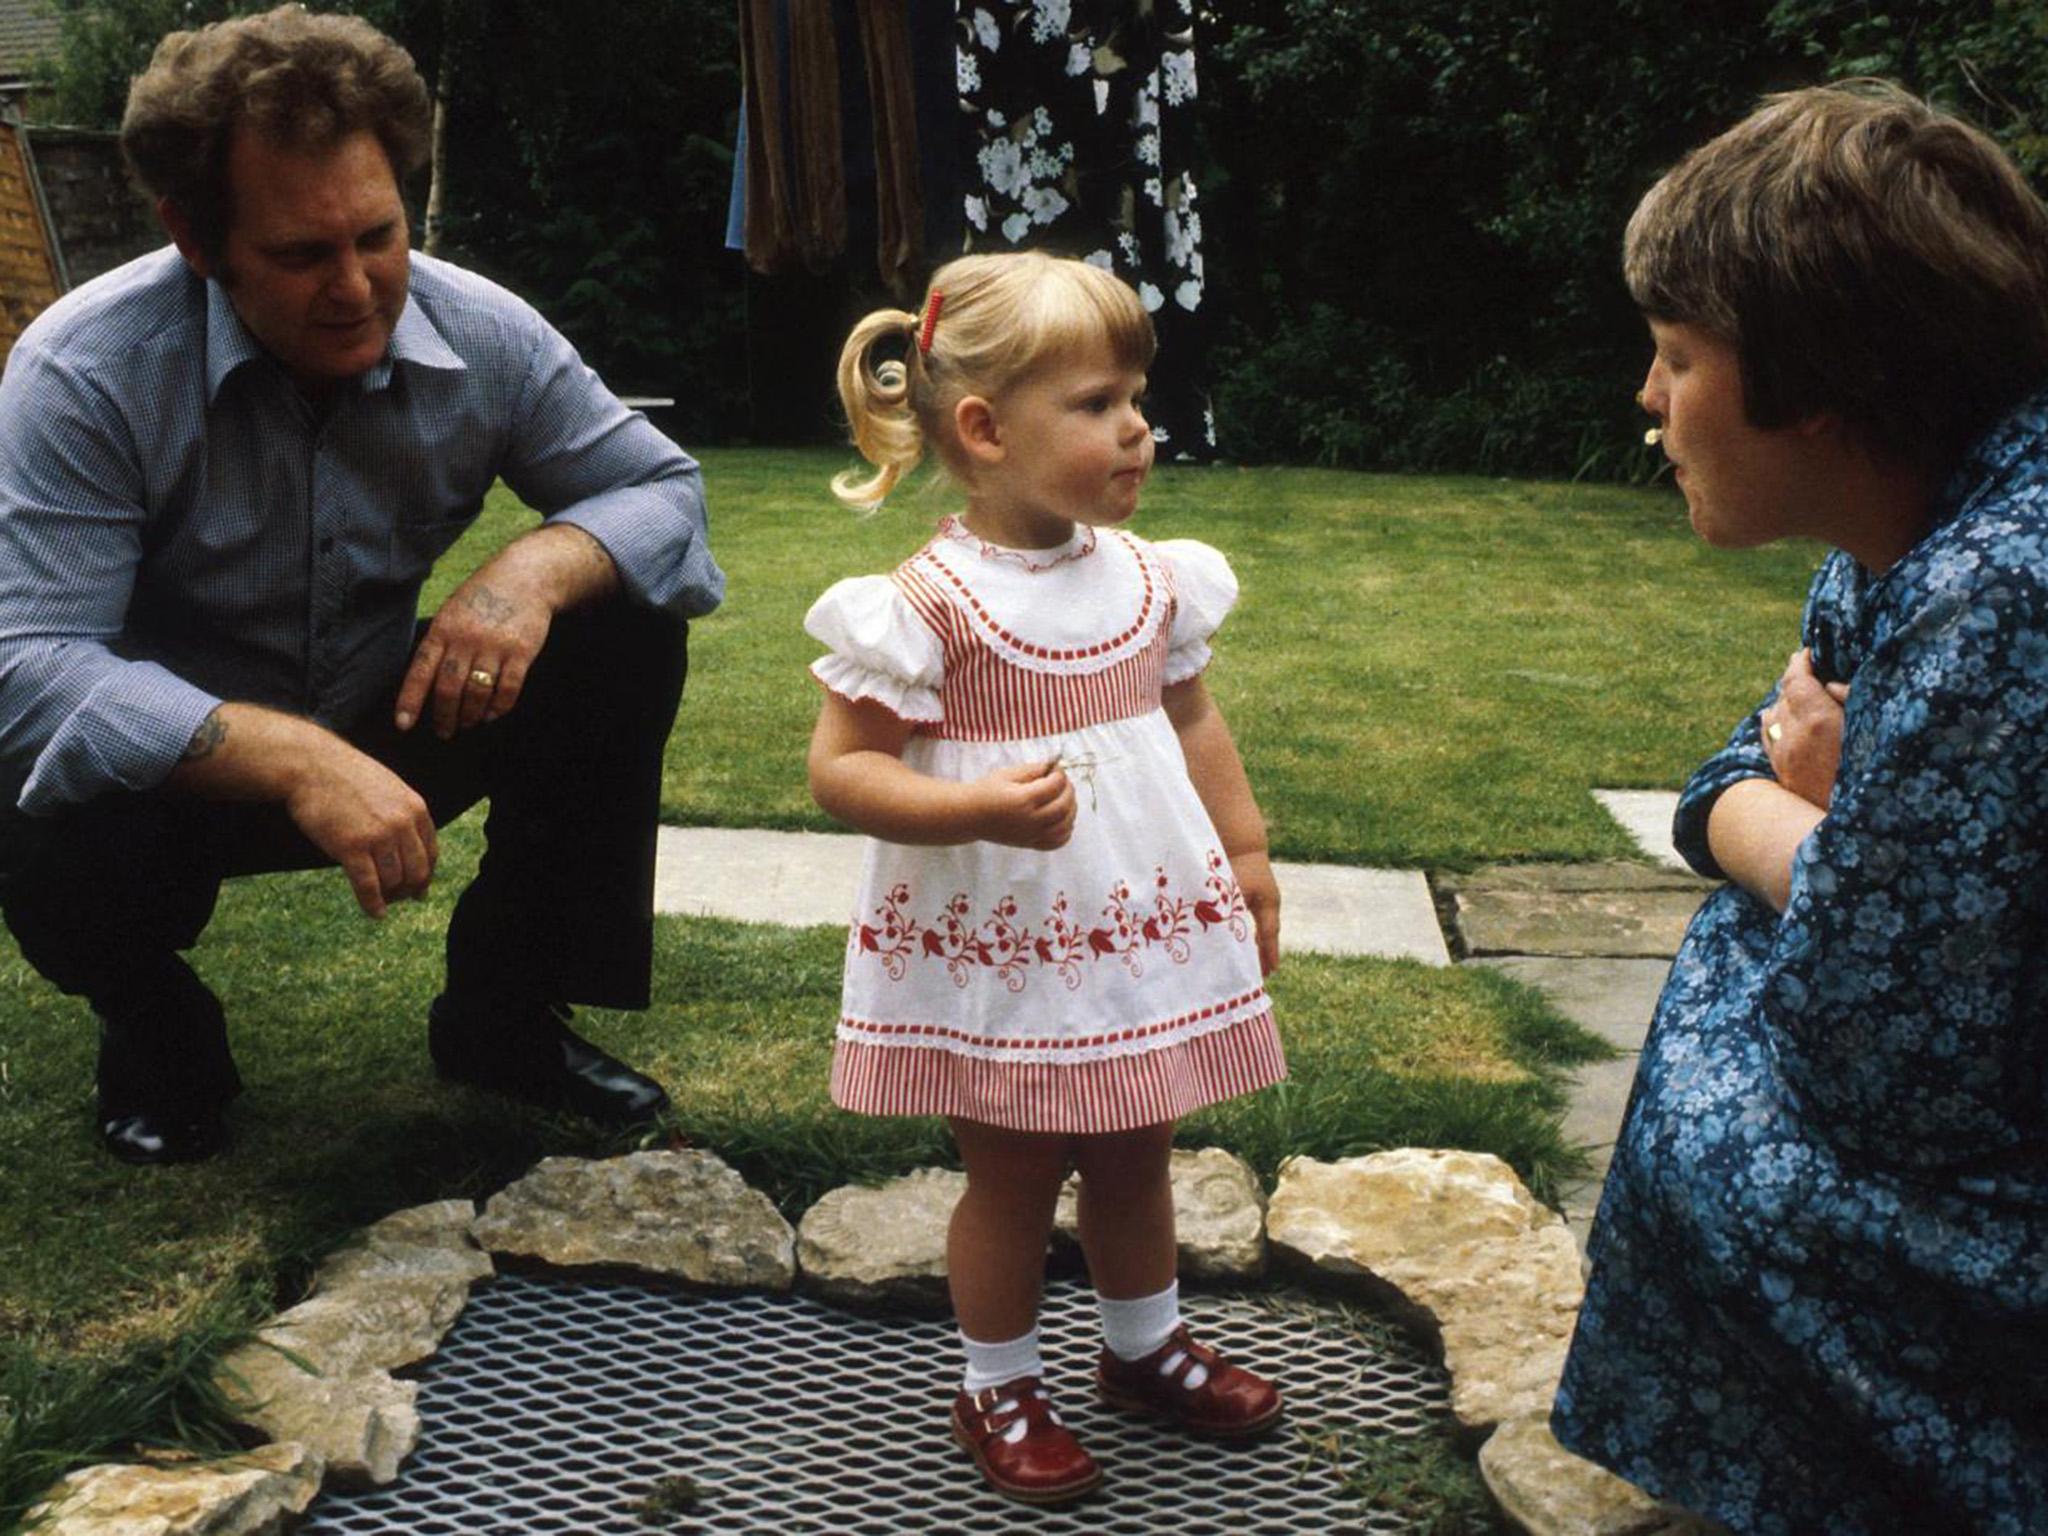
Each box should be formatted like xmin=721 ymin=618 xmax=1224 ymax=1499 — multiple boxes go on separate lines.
xmin=947 ymin=1116 xmax=1073 ymax=1341
xmin=1072 ymin=1120 xmax=1177 ymax=1300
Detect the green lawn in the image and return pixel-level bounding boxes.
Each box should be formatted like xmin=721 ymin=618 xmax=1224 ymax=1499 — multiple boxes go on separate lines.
xmin=1 ymin=455 xmax=1822 ymax=1527
xmin=643 ymin=448 xmax=1823 ymax=868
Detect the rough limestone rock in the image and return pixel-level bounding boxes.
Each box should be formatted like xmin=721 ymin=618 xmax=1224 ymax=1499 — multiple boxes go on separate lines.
xmin=796 ymin=1167 xmax=966 ymax=1311
xmin=1481 ymin=1415 xmax=1727 ymax=1536
xmin=1052 ymin=1146 xmax=1268 ymax=1281
xmin=1266 ymin=1149 xmax=1584 ymax=1432
xmin=214 ymin=1199 xmax=490 ymax=1486
xmin=473 ymin=1149 xmax=796 ymax=1291
xmin=29 ymin=1442 xmax=324 ymax=1536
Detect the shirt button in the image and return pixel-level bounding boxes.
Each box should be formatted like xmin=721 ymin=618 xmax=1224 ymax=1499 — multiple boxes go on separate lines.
xmin=319 ymin=536 xmax=335 ymax=554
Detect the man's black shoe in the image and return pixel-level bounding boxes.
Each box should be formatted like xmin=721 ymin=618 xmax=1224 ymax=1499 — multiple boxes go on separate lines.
xmin=99 ymin=1104 xmax=228 ymax=1165
xmin=93 ymin=968 xmax=240 ymax=1166
xmin=428 ymin=995 xmax=670 ymax=1126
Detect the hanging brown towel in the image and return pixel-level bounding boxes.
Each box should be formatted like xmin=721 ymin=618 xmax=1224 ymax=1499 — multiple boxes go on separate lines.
xmin=738 ymin=0 xmax=846 ymax=275
xmin=738 ymin=0 xmax=794 ymax=272
xmin=853 ymin=0 xmax=924 ymax=297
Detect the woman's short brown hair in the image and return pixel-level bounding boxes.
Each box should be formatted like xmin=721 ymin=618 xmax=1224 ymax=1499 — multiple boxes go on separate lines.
xmin=121 ymin=5 xmax=431 ymax=259
xmin=1625 ymin=80 xmax=2048 ymax=472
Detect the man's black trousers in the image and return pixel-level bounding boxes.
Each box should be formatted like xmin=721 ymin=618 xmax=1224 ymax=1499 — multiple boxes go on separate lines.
xmin=0 ymin=599 xmax=688 ymax=1115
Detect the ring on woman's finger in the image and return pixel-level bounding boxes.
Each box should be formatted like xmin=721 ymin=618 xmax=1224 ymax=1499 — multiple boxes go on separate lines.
xmin=467 ymin=667 xmax=497 ymax=689
xmin=1766 ymin=721 xmax=1784 ymax=743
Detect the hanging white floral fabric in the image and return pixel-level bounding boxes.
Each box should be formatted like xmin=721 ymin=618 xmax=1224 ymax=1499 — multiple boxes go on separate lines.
xmin=956 ymin=0 xmax=1215 ymax=457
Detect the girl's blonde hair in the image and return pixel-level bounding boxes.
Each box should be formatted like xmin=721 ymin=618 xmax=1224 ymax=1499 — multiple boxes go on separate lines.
xmin=831 ymin=251 xmax=1156 ymax=510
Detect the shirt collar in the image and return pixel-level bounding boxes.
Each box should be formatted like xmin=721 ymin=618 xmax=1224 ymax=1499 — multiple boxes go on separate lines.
xmin=203 ymin=278 xmax=267 ymax=402
xmin=1939 ymin=379 xmax=2048 ymax=525
xmin=203 ymin=279 xmax=468 ymax=402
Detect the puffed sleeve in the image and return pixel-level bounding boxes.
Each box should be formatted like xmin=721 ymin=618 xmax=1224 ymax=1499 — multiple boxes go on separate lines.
xmin=1155 ymin=539 xmax=1240 ymax=685
xmin=804 ymin=575 xmax=944 ymax=722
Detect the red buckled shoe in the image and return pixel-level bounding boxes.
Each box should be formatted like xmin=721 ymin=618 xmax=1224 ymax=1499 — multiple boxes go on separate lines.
xmin=949 ymin=1377 xmax=1103 ymax=1505
xmin=1097 ymin=1324 xmax=1283 ymax=1439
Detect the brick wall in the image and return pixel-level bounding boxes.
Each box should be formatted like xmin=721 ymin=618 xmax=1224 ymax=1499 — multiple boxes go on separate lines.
xmin=30 ymin=126 xmax=159 ymax=285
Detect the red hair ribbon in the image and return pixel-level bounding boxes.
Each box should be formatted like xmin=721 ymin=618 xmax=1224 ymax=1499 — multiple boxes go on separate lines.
xmin=918 ymin=291 xmax=945 ymax=355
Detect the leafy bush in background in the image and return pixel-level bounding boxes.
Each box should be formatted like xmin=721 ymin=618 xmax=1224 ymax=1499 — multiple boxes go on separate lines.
xmin=1197 ymin=0 xmax=2048 ymax=478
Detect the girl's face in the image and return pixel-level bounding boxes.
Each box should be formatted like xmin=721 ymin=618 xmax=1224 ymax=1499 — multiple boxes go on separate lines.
xmin=972 ymin=343 xmax=1155 ymax=545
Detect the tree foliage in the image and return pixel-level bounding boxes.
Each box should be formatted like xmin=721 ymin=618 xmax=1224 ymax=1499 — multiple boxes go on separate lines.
xmin=1197 ymin=0 xmax=2048 ymax=477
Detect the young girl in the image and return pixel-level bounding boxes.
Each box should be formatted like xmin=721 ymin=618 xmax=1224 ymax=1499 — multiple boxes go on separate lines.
xmin=805 ymin=251 xmax=1286 ymax=1506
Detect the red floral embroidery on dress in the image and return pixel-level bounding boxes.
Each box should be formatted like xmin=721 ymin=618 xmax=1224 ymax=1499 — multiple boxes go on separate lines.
xmin=1196 ymin=849 xmax=1251 ymax=943
xmin=854 ymin=883 xmax=922 ymax=980
xmin=854 ymin=853 xmax=1250 ymax=991
xmin=919 ymin=891 xmax=1035 ymax=992
xmin=1033 ymin=891 xmax=1090 ymax=991
xmin=1088 ymin=878 xmax=1149 ymax=977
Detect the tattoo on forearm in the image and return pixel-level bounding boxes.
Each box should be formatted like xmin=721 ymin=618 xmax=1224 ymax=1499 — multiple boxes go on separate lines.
xmin=460 ymin=585 xmax=518 ymax=623
xmin=183 ymin=710 xmax=227 ymax=761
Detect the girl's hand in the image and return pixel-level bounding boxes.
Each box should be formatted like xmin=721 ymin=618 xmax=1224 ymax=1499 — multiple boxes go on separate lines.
xmin=1231 ymin=848 xmax=1282 ymax=976
xmin=973 ymin=760 xmax=1076 ymax=850
xmin=1759 ymin=648 xmax=1851 ymax=810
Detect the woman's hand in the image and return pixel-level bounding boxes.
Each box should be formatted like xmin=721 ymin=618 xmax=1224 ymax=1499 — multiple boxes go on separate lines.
xmin=972 ymin=760 xmax=1077 ymax=850
xmin=1231 ymin=848 xmax=1282 ymax=976
xmin=1759 ymin=648 xmax=1851 ymax=809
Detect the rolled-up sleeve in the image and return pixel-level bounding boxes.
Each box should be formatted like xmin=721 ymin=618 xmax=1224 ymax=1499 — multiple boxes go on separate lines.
xmin=0 ymin=345 xmax=222 ymax=814
xmin=1670 ymin=688 xmax=1779 ymax=880
xmin=498 ymin=318 xmax=725 ymax=620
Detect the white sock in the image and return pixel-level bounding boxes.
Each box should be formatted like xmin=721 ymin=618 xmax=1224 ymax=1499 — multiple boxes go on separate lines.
xmin=1099 ymin=1282 xmax=1207 ymax=1388
xmin=960 ymin=1326 xmax=1044 ymax=1396
xmin=1098 ymin=1281 xmax=1180 ymax=1362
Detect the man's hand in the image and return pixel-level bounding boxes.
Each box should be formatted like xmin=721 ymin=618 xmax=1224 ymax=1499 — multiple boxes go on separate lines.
xmin=972 ymin=760 xmax=1077 ymax=850
xmin=1759 ymin=648 xmax=1851 ymax=809
xmin=1231 ymin=847 xmax=1282 ymax=977
xmin=396 ymin=524 xmax=617 ymax=737
xmin=168 ymin=703 xmax=437 ymax=918
xmin=285 ymin=748 xmax=438 ymax=918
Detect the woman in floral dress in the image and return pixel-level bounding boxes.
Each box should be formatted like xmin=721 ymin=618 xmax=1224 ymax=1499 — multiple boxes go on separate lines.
xmin=1552 ymin=83 xmax=2048 ymax=1533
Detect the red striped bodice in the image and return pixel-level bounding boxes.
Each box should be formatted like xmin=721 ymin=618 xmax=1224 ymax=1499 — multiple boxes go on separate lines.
xmin=891 ymin=528 xmax=1177 ymax=742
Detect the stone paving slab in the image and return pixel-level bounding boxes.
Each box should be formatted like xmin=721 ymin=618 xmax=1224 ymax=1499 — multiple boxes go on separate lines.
xmin=1444 ymin=862 xmax=1712 ymax=959
xmin=1591 ymin=788 xmax=1687 ymax=872
xmin=1448 ymin=860 xmax=1710 ymax=894
xmin=653 ymin=826 xmax=1450 ymax=963
xmin=1471 ymin=956 xmax=1670 ymax=1254
xmin=1268 ymin=860 xmax=1448 ymax=964
xmin=653 ymin=827 xmax=866 ymax=928
xmin=1471 ymin=956 xmax=1672 ymax=1052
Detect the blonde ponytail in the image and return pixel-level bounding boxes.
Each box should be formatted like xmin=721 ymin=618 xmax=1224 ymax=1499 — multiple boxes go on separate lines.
xmin=831 ymin=307 xmax=927 ymax=511
xmin=828 ymin=252 xmax=1157 ymax=513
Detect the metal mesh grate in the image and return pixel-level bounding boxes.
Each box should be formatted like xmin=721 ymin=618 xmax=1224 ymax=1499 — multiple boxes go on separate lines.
xmin=300 ymin=1271 xmax=1453 ymax=1534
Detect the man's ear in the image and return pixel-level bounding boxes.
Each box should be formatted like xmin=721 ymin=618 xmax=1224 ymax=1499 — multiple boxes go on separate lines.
xmin=158 ymin=198 xmax=213 ymax=279
xmin=954 ymin=394 xmax=1004 ymax=466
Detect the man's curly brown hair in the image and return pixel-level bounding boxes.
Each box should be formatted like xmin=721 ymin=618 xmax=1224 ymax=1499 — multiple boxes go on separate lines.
xmin=121 ymin=5 xmax=431 ymax=259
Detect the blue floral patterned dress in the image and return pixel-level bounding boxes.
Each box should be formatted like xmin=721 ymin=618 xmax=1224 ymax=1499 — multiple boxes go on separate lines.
xmin=1553 ymin=388 xmax=2048 ymax=1535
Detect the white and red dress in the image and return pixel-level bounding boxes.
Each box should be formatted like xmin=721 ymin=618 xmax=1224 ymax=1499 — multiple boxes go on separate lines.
xmin=805 ymin=515 xmax=1285 ymax=1134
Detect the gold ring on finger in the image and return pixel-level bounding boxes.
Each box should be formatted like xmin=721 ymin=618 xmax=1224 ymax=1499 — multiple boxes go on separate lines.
xmin=1766 ymin=721 xmax=1783 ymax=743
xmin=467 ymin=668 xmax=497 ymax=689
